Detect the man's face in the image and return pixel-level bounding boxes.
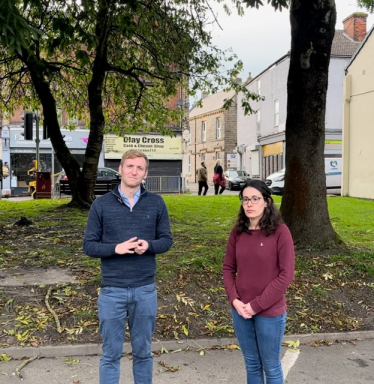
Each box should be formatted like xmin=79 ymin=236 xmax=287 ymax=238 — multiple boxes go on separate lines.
xmin=119 ymin=157 xmax=148 ymax=188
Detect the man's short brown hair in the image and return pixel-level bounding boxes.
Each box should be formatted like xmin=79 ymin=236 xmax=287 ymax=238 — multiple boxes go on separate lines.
xmin=120 ymin=149 xmax=149 ymax=170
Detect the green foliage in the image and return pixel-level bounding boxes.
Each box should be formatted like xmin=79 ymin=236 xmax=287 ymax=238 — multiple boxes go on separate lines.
xmin=242 ymin=0 xmax=289 ymax=11
xmin=0 ymin=0 xmax=262 ymax=134
xmin=357 ymin=0 xmax=374 ymax=13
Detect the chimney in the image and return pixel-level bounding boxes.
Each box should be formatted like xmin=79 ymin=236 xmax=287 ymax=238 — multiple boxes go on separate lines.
xmin=234 ymin=77 xmax=242 ymax=85
xmin=343 ymin=12 xmax=368 ymax=42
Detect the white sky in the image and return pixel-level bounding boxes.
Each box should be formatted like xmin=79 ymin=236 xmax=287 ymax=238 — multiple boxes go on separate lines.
xmin=210 ymin=0 xmax=374 ymax=80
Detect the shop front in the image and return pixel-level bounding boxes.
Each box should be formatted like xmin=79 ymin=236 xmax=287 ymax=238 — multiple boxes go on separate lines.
xmin=4 ymin=128 xmax=93 ymax=195
xmin=104 ymin=133 xmax=183 ymax=192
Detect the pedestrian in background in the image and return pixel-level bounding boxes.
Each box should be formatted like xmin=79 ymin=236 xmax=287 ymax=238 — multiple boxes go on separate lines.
xmin=196 ymin=161 xmax=209 ymax=195
xmin=213 ymin=159 xmax=226 ymax=195
xmin=222 ymin=179 xmax=294 ymax=384
xmin=83 ymin=149 xmax=173 ymax=384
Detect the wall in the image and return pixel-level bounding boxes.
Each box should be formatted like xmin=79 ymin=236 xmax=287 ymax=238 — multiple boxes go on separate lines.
xmin=343 ymin=31 xmax=374 ymax=199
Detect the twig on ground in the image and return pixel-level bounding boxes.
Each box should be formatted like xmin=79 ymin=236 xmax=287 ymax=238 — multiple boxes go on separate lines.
xmin=187 ymin=339 xmax=213 ymax=355
xmin=45 ymin=286 xmax=63 ymax=333
xmin=15 ymin=355 xmax=38 ymax=379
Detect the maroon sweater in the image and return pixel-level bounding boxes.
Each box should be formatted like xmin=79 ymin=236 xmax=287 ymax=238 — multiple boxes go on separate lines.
xmin=222 ymin=224 xmax=295 ymax=317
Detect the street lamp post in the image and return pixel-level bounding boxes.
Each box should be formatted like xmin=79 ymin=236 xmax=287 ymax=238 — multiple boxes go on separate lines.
xmin=35 ymin=112 xmax=41 ymax=172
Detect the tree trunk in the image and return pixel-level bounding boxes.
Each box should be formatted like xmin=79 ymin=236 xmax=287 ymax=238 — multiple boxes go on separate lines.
xmin=281 ymin=0 xmax=341 ymax=248
xmin=81 ymin=3 xmax=112 ymax=205
xmin=24 ymin=55 xmax=90 ymax=208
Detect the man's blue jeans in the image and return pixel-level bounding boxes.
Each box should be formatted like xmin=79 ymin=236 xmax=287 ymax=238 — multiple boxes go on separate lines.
xmin=98 ymin=283 xmax=157 ymax=384
xmin=232 ymin=310 xmax=286 ymax=384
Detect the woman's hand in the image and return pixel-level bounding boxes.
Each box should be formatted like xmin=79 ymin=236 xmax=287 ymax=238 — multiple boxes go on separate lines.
xmin=242 ymin=303 xmax=256 ymax=317
xmin=233 ymin=299 xmax=252 ymax=319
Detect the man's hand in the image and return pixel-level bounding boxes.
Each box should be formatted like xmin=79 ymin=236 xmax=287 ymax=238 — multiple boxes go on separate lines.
xmin=232 ymin=299 xmax=252 ymax=319
xmin=115 ymin=237 xmax=139 ymax=255
xmin=134 ymin=239 xmax=149 ymax=255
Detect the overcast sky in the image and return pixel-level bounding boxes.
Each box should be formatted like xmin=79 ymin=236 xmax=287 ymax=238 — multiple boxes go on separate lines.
xmin=210 ymin=0 xmax=374 ymax=80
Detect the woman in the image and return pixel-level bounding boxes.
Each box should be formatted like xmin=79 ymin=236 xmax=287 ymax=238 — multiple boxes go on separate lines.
xmin=222 ymin=179 xmax=295 ymax=384
xmin=213 ymin=160 xmax=225 ymax=195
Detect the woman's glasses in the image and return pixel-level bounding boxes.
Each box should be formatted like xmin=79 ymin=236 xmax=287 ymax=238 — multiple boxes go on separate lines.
xmin=240 ymin=196 xmax=263 ymax=205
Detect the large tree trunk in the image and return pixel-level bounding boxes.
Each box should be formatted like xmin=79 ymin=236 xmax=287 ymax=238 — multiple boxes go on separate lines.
xmin=24 ymin=54 xmax=90 ymax=208
xmin=81 ymin=3 xmax=112 ymax=205
xmin=281 ymin=0 xmax=340 ymax=248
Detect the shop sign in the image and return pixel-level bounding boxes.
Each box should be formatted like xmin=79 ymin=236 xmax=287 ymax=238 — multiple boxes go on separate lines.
xmin=104 ymin=134 xmax=182 ymax=159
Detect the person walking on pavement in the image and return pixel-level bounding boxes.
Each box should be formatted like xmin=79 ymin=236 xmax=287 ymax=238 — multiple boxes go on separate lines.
xmin=213 ymin=159 xmax=226 ymax=195
xmin=222 ymin=179 xmax=295 ymax=384
xmin=196 ymin=161 xmax=209 ymax=195
xmin=83 ymin=149 xmax=173 ymax=384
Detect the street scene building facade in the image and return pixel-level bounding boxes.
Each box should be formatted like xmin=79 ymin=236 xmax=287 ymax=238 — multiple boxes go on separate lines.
xmin=0 ymin=88 xmax=189 ymax=196
xmin=236 ymin=12 xmax=368 ymax=180
xmin=187 ymin=90 xmax=238 ymax=185
xmin=342 ymin=22 xmax=374 ymax=199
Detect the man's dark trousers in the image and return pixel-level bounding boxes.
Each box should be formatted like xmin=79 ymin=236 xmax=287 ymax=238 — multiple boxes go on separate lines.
xmin=198 ymin=181 xmax=209 ymax=195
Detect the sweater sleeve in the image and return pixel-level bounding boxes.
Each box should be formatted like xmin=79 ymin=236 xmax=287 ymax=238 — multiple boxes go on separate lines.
xmin=83 ymin=200 xmax=117 ymax=258
xmin=222 ymin=229 xmax=239 ymax=303
xmin=147 ymin=198 xmax=173 ymax=255
xmin=250 ymin=225 xmax=295 ymax=314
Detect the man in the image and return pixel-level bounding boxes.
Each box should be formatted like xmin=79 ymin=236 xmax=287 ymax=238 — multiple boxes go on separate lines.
xmin=196 ymin=161 xmax=209 ymax=195
xmin=83 ymin=149 xmax=173 ymax=384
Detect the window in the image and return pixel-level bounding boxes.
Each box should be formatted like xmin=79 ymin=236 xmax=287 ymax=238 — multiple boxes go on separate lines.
xmin=201 ymin=121 xmax=206 ymax=142
xmin=256 ymin=110 xmax=261 ymax=132
xmin=216 ymin=117 xmax=221 ymax=139
xmin=201 ymin=154 xmax=205 ymax=162
xmin=257 ymin=80 xmax=261 ymax=96
xmin=274 ymin=100 xmax=279 ymax=127
xmin=216 ymin=152 xmax=221 ymax=159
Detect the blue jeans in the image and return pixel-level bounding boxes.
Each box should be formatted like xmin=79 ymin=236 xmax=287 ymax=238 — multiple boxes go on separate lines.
xmin=98 ymin=283 xmax=157 ymax=384
xmin=232 ymin=310 xmax=286 ymax=384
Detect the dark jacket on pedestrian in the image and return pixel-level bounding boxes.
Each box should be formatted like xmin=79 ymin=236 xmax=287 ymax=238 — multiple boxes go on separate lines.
xmin=214 ymin=164 xmax=224 ymax=181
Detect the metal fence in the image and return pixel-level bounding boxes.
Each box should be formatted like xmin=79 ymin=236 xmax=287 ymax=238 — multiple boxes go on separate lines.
xmin=145 ymin=176 xmax=182 ymax=193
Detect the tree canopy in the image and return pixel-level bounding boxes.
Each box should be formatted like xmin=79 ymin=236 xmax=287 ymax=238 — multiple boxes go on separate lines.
xmin=0 ymin=0 xmax=260 ymax=206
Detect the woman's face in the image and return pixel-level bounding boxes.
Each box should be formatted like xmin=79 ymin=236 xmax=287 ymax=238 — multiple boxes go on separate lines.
xmin=241 ymin=186 xmax=267 ymax=221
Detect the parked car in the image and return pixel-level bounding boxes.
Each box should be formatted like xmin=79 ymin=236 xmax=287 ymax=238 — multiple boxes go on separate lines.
xmin=60 ymin=167 xmax=120 ymax=181
xmin=265 ymin=158 xmax=342 ymax=196
xmin=224 ymin=170 xmax=251 ymax=190
xmin=265 ymin=169 xmax=285 ymax=195
xmin=58 ymin=167 xmax=146 ymax=194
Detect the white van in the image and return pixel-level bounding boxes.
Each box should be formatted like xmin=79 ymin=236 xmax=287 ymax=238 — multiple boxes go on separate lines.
xmin=265 ymin=158 xmax=342 ymax=196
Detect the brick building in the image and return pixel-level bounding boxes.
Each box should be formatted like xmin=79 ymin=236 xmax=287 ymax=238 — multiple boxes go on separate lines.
xmin=187 ymin=90 xmax=238 ymax=184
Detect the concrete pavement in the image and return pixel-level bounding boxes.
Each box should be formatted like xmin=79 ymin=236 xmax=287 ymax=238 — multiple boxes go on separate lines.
xmin=1 ymin=332 xmax=373 ymax=383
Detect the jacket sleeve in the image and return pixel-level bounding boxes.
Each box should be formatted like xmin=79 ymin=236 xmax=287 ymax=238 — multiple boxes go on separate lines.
xmin=250 ymin=225 xmax=295 ymax=314
xmin=83 ymin=200 xmax=117 ymax=258
xmin=222 ymin=229 xmax=239 ymax=303
xmin=147 ymin=198 xmax=173 ymax=255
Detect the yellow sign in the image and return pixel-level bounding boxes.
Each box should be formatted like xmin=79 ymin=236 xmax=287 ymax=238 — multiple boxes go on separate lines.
xmin=104 ymin=134 xmax=182 ymax=159
xmin=325 ymin=140 xmax=342 ymax=144
xmin=263 ymin=142 xmax=283 ymax=157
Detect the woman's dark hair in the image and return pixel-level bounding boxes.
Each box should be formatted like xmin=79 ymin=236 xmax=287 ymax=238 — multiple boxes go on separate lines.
xmin=235 ymin=179 xmax=283 ymax=236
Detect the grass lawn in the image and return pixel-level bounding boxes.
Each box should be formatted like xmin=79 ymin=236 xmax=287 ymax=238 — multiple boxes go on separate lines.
xmin=0 ymin=194 xmax=373 ymax=347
